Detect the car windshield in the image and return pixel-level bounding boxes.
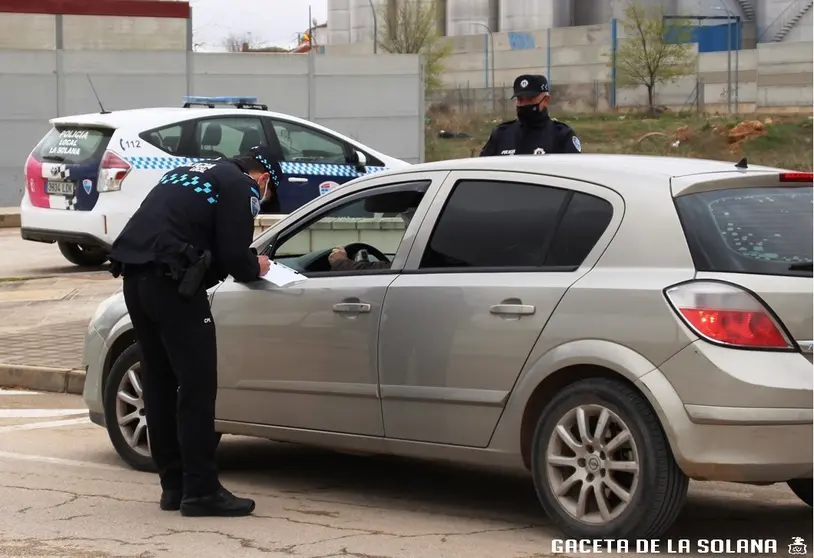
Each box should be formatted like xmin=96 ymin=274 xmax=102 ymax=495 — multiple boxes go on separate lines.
xmin=675 ymin=186 xmax=813 ymax=277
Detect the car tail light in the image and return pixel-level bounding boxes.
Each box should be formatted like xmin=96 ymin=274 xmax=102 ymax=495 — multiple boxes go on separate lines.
xmin=97 ymin=150 xmax=131 ymax=192
xmin=664 ymin=281 xmax=793 ymax=350
xmin=779 ymin=172 xmax=813 ymax=182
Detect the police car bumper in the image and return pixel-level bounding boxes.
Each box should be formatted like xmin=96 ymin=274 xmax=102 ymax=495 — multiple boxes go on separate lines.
xmin=20 ymin=199 xmax=111 ymax=249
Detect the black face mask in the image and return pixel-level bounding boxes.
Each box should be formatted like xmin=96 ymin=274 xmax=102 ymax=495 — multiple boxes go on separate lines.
xmin=517 ymin=103 xmax=547 ymax=125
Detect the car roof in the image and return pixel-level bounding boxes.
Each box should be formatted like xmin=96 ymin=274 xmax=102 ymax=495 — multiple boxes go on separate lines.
xmin=51 ymin=107 xmax=329 ymax=133
xmin=387 ymin=154 xmax=788 ymax=181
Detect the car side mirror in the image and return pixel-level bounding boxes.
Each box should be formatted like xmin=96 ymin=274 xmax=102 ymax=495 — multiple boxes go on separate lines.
xmin=352 ymin=150 xmax=367 ymax=171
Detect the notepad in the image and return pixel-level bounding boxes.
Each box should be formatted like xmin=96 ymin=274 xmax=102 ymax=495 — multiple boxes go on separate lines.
xmin=261 ymin=261 xmax=308 ymax=287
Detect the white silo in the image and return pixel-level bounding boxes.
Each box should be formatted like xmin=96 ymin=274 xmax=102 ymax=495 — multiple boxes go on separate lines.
xmin=350 ymin=0 xmax=386 ymax=44
xmin=446 ymin=0 xmax=496 ymax=36
xmin=328 ymin=0 xmax=352 ymax=44
xmin=499 ymin=0 xmax=575 ymax=31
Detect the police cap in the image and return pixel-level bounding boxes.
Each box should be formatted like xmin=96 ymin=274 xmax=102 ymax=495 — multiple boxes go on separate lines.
xmin=512 ymin=74 xmax=550 ymax=98
xmin=243 ymin=145 xmax=282 ymax=187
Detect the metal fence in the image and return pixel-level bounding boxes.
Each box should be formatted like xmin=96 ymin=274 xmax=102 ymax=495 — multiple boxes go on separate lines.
xmin=0 ymin=50 xmax=424 ymax=207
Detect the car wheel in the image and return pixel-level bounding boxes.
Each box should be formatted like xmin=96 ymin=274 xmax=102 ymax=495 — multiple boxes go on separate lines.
xmin=787 ymin=479 xmax=812 ymax=507
xmin=58 ymin=241 xmax=108 ymax=267
xmin=103 ymin=344 xmax=222 ymax=473
xmin=531 ymin=377 xmax=688 ymax=540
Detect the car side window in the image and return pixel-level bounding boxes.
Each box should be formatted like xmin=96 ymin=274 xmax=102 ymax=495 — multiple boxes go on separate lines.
xmin=270 ymin=120 xmax=348 ymax=165
xmin=194 ymin=117 xmax=267 ymax=159
xmin=270 ymin=184 xmax=428 ymax=274
xmin=142 ymin=124 xmax=184 ymax=155
xmin=544 ymin=192 xmax=614 ymax=267
xmin=419 ymin=180 xmax=611 ymax=269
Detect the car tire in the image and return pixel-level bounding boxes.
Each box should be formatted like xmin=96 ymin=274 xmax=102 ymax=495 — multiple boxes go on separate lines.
xmin=787 ymin=479 xmax=812 ymax=507
xmin=58 ymin=241 xmax=108 ymax=267
xmin=531 ymin=377 xmax=689 ymax=540
xmin=103 ymin=343 xmax=222 ymax=473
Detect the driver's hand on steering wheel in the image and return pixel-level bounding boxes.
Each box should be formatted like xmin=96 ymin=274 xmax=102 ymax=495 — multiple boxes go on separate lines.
xmin=328 ymin=246 xmax=348 ymax=267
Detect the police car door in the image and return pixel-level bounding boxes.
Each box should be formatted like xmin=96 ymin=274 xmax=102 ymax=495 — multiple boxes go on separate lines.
xmin=268 ymin=119 xmax=361 ymax=214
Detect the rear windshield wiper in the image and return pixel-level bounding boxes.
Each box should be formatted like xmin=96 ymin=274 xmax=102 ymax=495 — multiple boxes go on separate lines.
xmin=41 ymin=155 xmax=65 ymax=162
xmin=788 ymin=262 xmax=813 ymax=271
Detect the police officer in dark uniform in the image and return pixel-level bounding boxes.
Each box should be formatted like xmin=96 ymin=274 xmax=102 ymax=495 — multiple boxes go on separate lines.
xmin=108 ymin=146 xmax=282 ymax=518
xmin=480 ymin=74 xmax=582 ymax=157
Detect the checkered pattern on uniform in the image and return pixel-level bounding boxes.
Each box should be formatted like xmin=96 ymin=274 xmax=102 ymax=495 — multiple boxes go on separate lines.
xmin=124 ymin=156 xmax=389 ymax=177
xmin=159 ymin=171 xmax=218 ymax=204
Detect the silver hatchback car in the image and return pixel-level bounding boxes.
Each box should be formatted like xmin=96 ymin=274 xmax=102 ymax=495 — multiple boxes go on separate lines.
xmin=82 ymin=154 xmax=813 ymax=540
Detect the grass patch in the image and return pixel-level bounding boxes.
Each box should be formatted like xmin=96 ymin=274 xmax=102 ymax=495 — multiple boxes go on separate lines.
xmin=425 ymin=111 xmax=813 ymax=170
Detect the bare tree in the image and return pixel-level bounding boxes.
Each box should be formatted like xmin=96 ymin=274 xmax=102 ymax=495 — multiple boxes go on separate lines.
xmin=377 ymin=0 xmax=451 ymax=91
xmin=222 ymin=32 xmax=266 ymax=53
xmin=610 ymin=0 xmax=697 ymax=113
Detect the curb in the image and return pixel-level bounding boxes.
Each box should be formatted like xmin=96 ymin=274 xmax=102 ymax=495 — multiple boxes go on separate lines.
xmin=0 ymin=208 xmax=21 ymax=229
xmin=0 ymin=364 xmax=85 ymax=395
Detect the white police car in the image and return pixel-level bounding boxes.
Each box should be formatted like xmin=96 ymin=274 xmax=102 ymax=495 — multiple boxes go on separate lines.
xmin=20 ymin=96 xmax=407 ymax=267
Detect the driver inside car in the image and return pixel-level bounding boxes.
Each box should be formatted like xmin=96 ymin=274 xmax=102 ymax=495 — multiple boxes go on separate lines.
xmin=328 ymin=192 xmax=421 ymax=272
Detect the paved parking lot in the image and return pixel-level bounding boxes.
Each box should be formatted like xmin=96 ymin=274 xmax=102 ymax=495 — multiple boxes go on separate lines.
xmin=0 ymin=228 xmax=108 ymax=279
xmin=0 ymin=389 xmax=809 ymax=558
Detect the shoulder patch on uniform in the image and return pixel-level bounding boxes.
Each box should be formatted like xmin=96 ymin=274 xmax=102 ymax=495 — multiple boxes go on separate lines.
xmin=250 ymin=196 xmax=261 ymax=217
xmin=572 ymin=136 xmax=582 ymax=152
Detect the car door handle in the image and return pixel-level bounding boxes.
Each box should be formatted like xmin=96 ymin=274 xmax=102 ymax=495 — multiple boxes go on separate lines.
xmin=333 ymin=302 xmax=371 ymax=314
xmin=489 ymin=304 xmax=536 ymax=316
xmin=288 ymin=177 xmax=308 ymax=183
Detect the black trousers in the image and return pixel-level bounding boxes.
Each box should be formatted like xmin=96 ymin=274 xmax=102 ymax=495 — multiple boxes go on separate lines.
xmin=121 ymin=266 xmax=220 ymax=498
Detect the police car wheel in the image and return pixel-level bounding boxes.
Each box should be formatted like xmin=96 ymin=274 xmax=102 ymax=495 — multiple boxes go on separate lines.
xmin=530 ymin=377 xmax=688 ymax=540
xmin=787 ymin=479 xmax=812 ymax=507
xmin=57 ymin=241 xmax=108 ymax=267
xmin=103 ymin=343 xmax=222 ymax=473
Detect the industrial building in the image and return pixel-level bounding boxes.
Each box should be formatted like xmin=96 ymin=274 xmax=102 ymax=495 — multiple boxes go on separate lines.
xmin=328 ymin=0 xmax=813 ymax=45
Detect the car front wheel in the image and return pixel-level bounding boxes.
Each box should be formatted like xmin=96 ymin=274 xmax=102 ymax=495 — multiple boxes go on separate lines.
xmin=531 ymin=377 xmax=688 ymax=540
xmin=103 ymin=343 xmax=221 ymax=473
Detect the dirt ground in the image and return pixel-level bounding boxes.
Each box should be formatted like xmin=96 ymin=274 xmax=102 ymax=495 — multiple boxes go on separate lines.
xmin=425 ymin=110 xmax=814 ymax=171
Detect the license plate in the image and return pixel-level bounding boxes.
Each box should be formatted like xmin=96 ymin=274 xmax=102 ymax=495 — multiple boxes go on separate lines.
xmin=46 ymin=180 xmax=75 ymax=195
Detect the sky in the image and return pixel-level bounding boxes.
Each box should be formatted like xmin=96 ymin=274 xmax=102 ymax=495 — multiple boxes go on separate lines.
xmin=189 ymin=0 xmax=329 ymax=52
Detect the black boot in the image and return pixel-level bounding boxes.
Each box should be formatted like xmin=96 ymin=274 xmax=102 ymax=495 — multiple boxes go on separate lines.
xmin=180 ymin=487 xmax=256 ymax=517
xmin=160 ymin=489 xmax=182 ymax=511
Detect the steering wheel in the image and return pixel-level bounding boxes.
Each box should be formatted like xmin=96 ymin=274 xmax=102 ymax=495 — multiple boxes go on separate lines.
xmin=343 ymin=242 xmax=390 ymax=264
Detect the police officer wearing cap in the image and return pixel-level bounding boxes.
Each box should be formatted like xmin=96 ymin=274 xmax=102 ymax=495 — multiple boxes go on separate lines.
xmin=108 ymin=145 xmax=283 ymax=518
xmin=480 ymin=74 xmax=582 ymax=157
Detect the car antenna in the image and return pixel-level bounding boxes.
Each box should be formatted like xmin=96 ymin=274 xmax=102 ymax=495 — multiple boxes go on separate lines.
xmin=86 ymin=74 xmax=110 ymax=114
xmin=735 ymin=157 xmax=748 ymax=169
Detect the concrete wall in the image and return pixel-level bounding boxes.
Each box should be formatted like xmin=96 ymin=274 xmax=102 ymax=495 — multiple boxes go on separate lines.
xmin=0 ymin=13 xmax=188 ymax=50
xmin=0 ymin=50 xmax=424 ymax=207
xmin=414 ymin=21 xmax=811 ymax=113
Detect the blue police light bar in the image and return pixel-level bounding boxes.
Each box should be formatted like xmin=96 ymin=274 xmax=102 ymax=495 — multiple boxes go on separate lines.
xmin=183 ymin=96 xmax=259 ymax=105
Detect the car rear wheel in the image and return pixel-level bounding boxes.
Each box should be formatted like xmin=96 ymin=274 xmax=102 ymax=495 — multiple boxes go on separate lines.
xmin=787 ymin=479 xmax=812 ymax=507
xmin=103 ymin=343 xmax=221 ymax=473
xmin=58 ymin=241 xmax=108 ymax=267
xmin=531 ymin=377 xmax=688 ymax=540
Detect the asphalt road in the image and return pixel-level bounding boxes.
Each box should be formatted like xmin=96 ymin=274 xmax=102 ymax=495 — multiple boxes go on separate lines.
xmin=0 ymin=390 xmax=810 ymax=558
xmin=0 ymin=228 xmax=108 ymax=279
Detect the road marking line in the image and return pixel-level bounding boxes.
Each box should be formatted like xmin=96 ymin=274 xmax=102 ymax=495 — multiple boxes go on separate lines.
xmin=0 ymin=390 xmax=42 ymax=395
xmin=0 ymin=409 xmax=87 ymax=418
xmin=0 ymin=417 xmax=90 ymax=434
xmin=0 ymin=449 xmax=124 ymax=472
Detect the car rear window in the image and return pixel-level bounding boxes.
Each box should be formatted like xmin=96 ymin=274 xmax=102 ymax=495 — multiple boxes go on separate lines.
xmin=675 ymin=186 xmax=813 ymax=277
xmin=32 ymin=126 xmax=113 ymax=165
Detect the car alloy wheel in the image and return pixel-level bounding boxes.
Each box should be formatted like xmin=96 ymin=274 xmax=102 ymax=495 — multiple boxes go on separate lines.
xmin=115 ymin=362 xmax=151 ymax=458
xmin=531 ymin=377 xmax=688 ymax=540
xmin=546 ymin=404 xmax=640 ymax=524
